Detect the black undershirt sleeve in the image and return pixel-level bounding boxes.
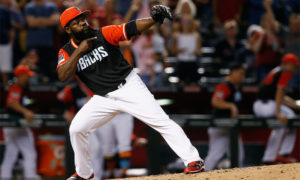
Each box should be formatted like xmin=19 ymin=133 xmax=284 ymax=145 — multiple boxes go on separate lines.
xmin=125 ymin=20 xmax=141 ymax=39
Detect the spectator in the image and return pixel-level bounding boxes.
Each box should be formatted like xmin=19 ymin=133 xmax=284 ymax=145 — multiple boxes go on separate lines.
xmin=194 ymin=0 xmax=213 ymax=31
xmin=255 ymin=0 xmax=283 ymax=82
xmin=175 ymin=0 xmax=197 ymax=18
xmin=174 ymin=0 xmax=201 ymax=32
xmin=24 ymin=0 xmax=59 ymax=80
xmin=243 ymin=0 xmax=266 ymax=25
xmin=279 ymin=13 xmax=300 ymax=88
xmin=132 ymin=28 xmax=156 ymax=86
xmin=172 ymin=15 xmax=202 ymax=85
xmin=212 ymin=0 xmax=245 ymax=26
xmin=281 ymin=14 xmax=300 ymax=58
xmin=0 ymin=1 xmax=14 ymax=89
xmin=236 ymin=25 xmax=265 ymax=75
xmin=0 ymin=0 xmax=14 ymax=90
xmin=2 ymin=0 xmax=26 ymax=68
xmin=84 ymin=0 xmax=123 ymax=28
xmin=214 ymin=20 xmax=244 ymax=68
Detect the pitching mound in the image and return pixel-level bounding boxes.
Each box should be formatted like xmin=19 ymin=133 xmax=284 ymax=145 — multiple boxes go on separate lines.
xmin=118 ymin=163 xmax=300 ymax=180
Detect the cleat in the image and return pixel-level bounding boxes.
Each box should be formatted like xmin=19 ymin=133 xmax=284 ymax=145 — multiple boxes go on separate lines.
xmin=275 ymin=155 xmax=297 ymax=164
xmin=67 ymin=172 xmax=94 ymax=180
xmin=184 ymin=161 xmax=205 ymax=174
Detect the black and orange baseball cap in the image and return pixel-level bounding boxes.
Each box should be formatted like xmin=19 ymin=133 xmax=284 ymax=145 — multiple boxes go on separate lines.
xmin=14 ymin=65 xmax=35 ymax=76
xmin=282 ymin=53 xmax=299 ymax=66
xmin=60 ymin=7 xmax=90 ymax=28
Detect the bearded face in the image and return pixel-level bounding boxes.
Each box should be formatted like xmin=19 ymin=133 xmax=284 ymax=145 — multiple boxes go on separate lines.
xmin=70 ymin=25 xmax=95 ymax=42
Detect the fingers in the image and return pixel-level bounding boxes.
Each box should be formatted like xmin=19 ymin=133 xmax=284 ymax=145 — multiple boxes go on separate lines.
xmin=86 ymin=36 xmax=97 ymax=41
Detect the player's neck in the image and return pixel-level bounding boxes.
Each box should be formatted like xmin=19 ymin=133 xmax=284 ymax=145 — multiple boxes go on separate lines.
xmin=71 ymin=37 xmax=81 ymax=45
xmin=227 ymin=77 xmax=239 ymax=87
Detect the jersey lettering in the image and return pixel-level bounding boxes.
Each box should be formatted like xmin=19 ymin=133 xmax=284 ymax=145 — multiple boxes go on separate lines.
xmin=77 ymin=46 xmax=109 ymax=72
xmin=98 ymin=46 xmax=108 ymax=57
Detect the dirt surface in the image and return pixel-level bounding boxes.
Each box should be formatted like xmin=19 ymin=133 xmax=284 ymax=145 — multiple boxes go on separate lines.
xmin=117 ymin=163 xmax=300 ymax=180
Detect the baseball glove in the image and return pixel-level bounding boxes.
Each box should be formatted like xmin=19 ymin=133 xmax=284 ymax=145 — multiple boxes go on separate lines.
xmin=150 ymin=5 xmax=173 ymax=24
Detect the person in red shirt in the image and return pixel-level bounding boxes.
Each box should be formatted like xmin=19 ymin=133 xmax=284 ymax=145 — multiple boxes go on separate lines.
xmin=84 ymin=0 xmax=123 ymax=29
xmin=1 ymin=65 xmax=37 ymax=179
xmin=205 ymin=63 xmax=246 ymax=170
xmin=253 ymin=53 xmax=300 ymax=164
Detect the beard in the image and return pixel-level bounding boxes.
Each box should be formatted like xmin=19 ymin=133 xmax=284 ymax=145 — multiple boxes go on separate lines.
xmin=71 ymin=26 xmax=95 ymax=42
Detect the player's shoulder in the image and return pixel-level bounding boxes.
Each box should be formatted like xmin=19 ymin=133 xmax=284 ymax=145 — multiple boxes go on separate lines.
xmin=215 ymin=83 xmax=231 ymax=93
xmin=8 ymin=84 xmax=22 ymax=93
xmin=216 ymin=83 xmax=229 ymax=89
xmin=60 ymin=41 xmax=73 ymax=55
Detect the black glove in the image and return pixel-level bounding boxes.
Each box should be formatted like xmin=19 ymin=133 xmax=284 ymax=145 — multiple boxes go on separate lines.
xmin=150 ymin=5 xmax=173 ymax=24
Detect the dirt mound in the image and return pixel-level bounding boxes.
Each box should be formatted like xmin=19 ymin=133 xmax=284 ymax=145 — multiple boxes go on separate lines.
xmin=118 ymin=163 xmax=300 ymax=180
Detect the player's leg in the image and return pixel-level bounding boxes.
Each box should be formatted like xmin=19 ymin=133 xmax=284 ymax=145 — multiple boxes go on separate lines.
xmin=114 ymin=113 xmax=134 ymax=177
xmin=109 ymin=72 xmax=202 ymax=170
xmin=278 ymin=129 xmax=296 ymax=156
xmin=1 ymin=128 xmax=19 ymax=179
xmin=205 ymin=128 xmax=229 ymax=170
xmin=238 ymin=136 xmax=245 ymax=167
xmin=278 ymin=105 xmax=296 ymax=160
xmin=88 ymin=129 xmax=104 ymax=180
xmin=256 ymin=102 xmax=295 ymax=163
xmin=69 ymin=95 xmax=119 ymax=179
xmin=253 ymin=100 xmax=282 ymax=163
xmin=98 ymin=120 xmax=117 ymax=178
xmin=17 ymin=128 xmax=37 ymax=179
xmin=262 ymin=128 xmax=286 ymax=163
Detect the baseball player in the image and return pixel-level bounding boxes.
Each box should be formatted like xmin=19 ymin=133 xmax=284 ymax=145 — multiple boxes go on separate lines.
xmin=253 ymin=53 xmax=300 ymax=164
xmin=57 ymin=6 xmax=204 ymax=180
xmin=57 ymin=80 xmax=133 ymax=179
xmin=205 ymin=63 xmax=245 ymax=170
xmin=1 ymin=65 xmax=37 ymax=180
xmin=57 ymin=80 xmax=104 ymax=180
xmin=100 ymin=113 xmax=133 ymax=179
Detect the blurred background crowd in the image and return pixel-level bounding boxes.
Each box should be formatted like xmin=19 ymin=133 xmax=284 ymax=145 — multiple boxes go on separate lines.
xmin=0 ymin=0 xmax=300 ymax=179
xmin=0 ymin=0 xmax=299 ymax=90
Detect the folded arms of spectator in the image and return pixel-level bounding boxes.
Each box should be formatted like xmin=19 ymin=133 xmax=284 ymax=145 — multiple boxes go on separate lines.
xmin=26 ymin=13 xmax=59 ymax=28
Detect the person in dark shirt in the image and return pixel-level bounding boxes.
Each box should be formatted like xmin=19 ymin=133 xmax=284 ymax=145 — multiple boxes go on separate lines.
xmin=253 ymin=53 xmax=300 ymax=164
xmin=1 ymin=65 xmax=37 ymax=179
xmin=57 ymin=6 xmax=204 ymax=180
xmin=214 ymin=20 xmax=244 ymax=68
xmin=205 ymin=63 xmax=245 ymax=170
xmin=24 ymin=0 xmax=59 ymax=79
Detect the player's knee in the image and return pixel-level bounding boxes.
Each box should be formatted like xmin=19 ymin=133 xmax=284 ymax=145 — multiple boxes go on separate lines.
xmin=69 ymin=124 xmax=82 ymax=136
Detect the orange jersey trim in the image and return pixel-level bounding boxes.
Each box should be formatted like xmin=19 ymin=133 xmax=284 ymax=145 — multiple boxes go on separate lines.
xmin=57 ymin=49 xmax=70 ymax=69
xmin=102 ymin=23 xmax=127 ymax=46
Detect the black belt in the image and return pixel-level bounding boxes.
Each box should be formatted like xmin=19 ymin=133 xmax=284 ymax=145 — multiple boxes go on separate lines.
xmin=117 ymin=79 xmax=126 ymax=89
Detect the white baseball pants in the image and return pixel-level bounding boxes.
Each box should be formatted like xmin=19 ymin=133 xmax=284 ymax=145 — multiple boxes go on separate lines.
xmin=205 ymin=128 xmax=244 ymax=170
xmin=69 ymin=71 xmax=201 ymax=178
xmin=88 ymin=128 xmax=103 ymax=180
xmin=1 ymin=127 xmax=37 ymax=179
xmin=253 ymin=100 xmax=296 ymax=162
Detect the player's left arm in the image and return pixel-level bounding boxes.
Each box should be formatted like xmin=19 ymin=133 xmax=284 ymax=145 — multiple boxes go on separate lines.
xmin=283 ymin=96 xmax=300 ymax=110
xmin=275 ymin=71 xmax=294 ymax=123
xmin=102 ymin=5 xmax=172 ymax=46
